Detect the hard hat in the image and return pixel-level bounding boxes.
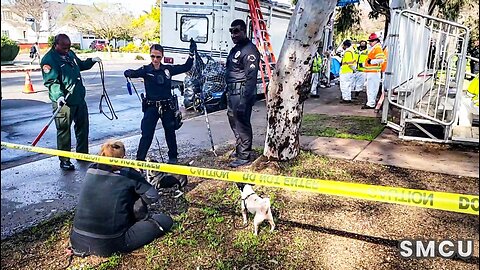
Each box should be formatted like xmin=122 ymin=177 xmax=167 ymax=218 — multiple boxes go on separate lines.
xmin=368 ymin=33 xmax=380 ymax=41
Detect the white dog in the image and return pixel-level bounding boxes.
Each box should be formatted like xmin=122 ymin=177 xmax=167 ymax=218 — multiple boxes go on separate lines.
xmin=241 ymin=184 xmax=275 ymax=235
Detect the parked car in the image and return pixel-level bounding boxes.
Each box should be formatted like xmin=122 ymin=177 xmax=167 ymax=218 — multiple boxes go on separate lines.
xmin=89 ymin=40 xmax=106 ymax=51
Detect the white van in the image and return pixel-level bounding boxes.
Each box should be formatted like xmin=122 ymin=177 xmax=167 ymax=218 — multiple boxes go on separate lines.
xmin=160 ymin=0 xmax=293 ymax=93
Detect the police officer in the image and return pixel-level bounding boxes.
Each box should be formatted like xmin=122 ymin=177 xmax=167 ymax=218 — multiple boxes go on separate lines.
xmin=124 ymin=40 xmax=196 ymax=164
xmin=225 ymin=19 xmax=260 ymax=168
xmin=41 ymin=34 xmax=101 ymax=171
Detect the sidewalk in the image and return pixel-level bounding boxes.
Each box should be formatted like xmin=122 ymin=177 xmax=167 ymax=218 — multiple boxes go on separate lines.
xmin=1 ymin=86 xmax=478 ymax=239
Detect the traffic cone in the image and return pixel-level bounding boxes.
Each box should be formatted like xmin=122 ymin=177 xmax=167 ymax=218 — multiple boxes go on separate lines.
xmin=23 ymin=71 xmax=35 ymax=94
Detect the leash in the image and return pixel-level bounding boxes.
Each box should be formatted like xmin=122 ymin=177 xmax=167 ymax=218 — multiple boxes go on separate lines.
xmin=98 ymin=61 xmax=118 ymax=120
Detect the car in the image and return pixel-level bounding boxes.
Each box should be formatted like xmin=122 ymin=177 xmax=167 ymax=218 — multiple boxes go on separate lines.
xmin=89 ymin=40 xmax=106 ymax=51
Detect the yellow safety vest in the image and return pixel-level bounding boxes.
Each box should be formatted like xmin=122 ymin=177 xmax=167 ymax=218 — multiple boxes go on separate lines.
xmin=356 ymin=47 xmax=368 ymax=72
xmin=340 ymin=47 xmax=356 ymax=74
xmin=312 ymin=54 xmax=322 ymax=73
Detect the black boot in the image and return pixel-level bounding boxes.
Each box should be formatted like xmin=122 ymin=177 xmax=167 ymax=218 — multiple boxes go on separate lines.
xmin=60 ymin=160 xmax=75 ymax=171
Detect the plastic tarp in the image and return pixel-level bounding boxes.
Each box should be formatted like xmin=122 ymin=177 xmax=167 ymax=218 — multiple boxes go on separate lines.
xmin=330 ymin=57 xmax=341 ymax=78
xmin=183 ymin=54 xmax=226 ymax=108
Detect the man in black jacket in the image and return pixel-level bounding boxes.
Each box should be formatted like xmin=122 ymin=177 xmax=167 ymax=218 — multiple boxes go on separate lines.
xmin=225 ymin=19 xmax=260 ymax=168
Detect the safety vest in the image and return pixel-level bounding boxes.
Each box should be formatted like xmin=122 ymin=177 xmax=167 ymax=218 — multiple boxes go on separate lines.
xmin=381 ymin=47 xmax=388 ymax=73
xmin=356 ymin=47 xmax=368 ymax=72
xmin=340 ymin=47 xmax=356 ymax=74
xmin=364 ymin=43 xmax=385 ymax=73
xmin=312 ymin=53 xmax=322 ymax=73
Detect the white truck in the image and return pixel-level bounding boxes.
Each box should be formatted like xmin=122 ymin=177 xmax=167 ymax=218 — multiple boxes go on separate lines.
xmin=160 ymin=0 xmax=293 ymax=93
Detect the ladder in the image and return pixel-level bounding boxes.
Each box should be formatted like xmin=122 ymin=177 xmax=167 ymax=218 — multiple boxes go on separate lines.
xmin=247 ymin=0 xmax=276 ymax=94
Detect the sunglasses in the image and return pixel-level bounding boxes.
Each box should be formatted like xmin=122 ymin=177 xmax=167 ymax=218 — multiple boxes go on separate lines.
xmin=229 ymin=28 xmax=241 ymax=34
xmin=150 ymin=55 xmax=163 ymax=59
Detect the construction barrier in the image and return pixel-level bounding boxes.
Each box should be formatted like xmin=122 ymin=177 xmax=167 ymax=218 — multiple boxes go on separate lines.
xmin=2 ymin=141 xmax=479 ymax=216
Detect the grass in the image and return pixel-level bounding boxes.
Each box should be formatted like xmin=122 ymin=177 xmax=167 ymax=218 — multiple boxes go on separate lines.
xmin=301 ymin=114 xmax=385 ymax=141
xmin=1 ymin=146 xmax=478 ymax=270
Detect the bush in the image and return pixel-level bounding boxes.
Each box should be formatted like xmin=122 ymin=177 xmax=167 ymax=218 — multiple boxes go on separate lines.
xmin=1 ymin=35 xmax=20 ymax=62
xmin=135 ymin=55 xmax=145 ymax=60
xmin=48 ymin=36 xmax=54 ymax=47
xmin=71 ymin=43 xmax=81 ymax=50
xmin=119 ymin=43 xmax=139 ymax=53
xmin=119 ymin=43 xmax=151 ymax=53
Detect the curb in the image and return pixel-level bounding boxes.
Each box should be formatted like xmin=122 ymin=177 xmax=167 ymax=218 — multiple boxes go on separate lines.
xmin=1 ymin=68 xmax=41 ymax=74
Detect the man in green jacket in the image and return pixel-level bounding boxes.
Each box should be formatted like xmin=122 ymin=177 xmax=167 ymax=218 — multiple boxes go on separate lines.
xmin=41 ymin=34 xmax=101 ymax=170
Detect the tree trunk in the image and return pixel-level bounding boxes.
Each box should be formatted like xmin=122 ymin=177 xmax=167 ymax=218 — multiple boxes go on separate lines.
xmin=263 ymin=0 xmax=337 ymax=160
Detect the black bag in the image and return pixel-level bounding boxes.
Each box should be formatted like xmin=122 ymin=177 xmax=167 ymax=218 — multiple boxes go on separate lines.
xmin=29 ymin=45 xmax=36 ymax=58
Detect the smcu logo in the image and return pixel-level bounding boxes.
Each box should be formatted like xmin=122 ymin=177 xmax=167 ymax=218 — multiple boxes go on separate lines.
xmin=399 ymin=239 xmax=474 ymax=259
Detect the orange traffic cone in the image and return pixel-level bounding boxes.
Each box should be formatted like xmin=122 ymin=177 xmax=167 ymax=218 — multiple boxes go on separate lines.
xmin=23 ymin=71 xmax=35 ymax=94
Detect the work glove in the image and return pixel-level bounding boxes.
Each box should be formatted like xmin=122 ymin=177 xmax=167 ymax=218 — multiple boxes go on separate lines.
xmin=57 ymin=96 xmax=66 ymax=107
xmin=92 ymin=57 xmax=102 ymax=63
xmin=124 ymin=69 xmax=133 ymax=78
xmin=189 ymin=38 xmax=197 ymax=54
xmin=358 ymin=63 xmax=364 ymax=68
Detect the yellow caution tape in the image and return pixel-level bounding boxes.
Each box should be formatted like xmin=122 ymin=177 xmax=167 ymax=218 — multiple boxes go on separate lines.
xmin=2 ymin=141 xmax=478 ymax=215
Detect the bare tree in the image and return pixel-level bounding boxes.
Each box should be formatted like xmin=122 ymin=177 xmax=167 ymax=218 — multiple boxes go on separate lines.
xmin=7 ymin=0 xmax=48 ymax=41
xmin=263 ymin=0 xmax=337 ymax=160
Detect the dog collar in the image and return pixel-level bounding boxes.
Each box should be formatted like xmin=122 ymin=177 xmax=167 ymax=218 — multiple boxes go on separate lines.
xmin=242 ymin=192 xmax=256 ymax=213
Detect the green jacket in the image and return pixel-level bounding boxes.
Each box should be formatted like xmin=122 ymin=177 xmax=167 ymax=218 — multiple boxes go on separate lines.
xmin=41 ymin=48 xmax=96 ymax=105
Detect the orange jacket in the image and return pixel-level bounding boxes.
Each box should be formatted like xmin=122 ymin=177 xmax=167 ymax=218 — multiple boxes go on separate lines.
xmin=364 ymin=43 xmax=385 ymax=73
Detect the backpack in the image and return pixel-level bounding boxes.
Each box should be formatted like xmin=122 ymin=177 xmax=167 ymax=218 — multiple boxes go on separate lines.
xmin=29 ymin=45 xmax=37 ymax=58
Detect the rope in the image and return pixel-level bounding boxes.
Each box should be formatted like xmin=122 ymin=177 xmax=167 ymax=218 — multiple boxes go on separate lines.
xmin=98 ymin=61 xmax=118 ymax=120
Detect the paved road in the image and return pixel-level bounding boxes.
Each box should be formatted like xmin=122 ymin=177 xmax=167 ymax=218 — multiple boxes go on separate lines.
xmin=1 ymin=61 xmax=186 ymax=167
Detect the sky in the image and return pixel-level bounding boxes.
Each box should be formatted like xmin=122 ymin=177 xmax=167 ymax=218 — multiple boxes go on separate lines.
xmin=58 ymin=0 xmax=292 ymax=16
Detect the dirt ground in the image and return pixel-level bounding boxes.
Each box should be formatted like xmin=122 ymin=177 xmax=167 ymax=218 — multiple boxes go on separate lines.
xmin=1 ymin=145 xmax=478 ymax=270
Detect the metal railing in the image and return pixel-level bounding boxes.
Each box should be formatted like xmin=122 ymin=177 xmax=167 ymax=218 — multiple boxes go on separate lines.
xmin=382 ymin=9 xmax=470 ymax=142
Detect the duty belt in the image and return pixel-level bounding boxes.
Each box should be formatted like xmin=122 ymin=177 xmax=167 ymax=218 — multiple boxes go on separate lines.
xmin=227 ymin=82 xmax=245 ymax=95
xmin=146 ymin=99 xmax=172 ymax=108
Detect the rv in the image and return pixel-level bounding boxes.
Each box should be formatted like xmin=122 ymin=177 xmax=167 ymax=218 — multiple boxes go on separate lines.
xmin=160 ymin=0 xmax=293 ymax=92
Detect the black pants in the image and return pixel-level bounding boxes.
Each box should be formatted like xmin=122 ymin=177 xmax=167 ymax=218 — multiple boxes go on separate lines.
xmin=137 ymin=106 xmax=177 ymax=161
xmin=70 ymin=205 xmax=173 ymax=257
xmin=227 ymin=93 xmax=255 ymax=160
xmin=53 ymin=102 xmax=89 ymax=162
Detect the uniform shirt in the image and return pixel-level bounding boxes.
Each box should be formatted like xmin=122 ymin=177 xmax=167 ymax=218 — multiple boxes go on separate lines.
xmin=41 ymin=49 xmax=95 ymax=105
xmin=72 ymin=164 xmax=159 ymax=238
xmin=225 ymin=38 xmax=260 ymax=96
xmin=127 ymin=58 xmax=193 ymax=101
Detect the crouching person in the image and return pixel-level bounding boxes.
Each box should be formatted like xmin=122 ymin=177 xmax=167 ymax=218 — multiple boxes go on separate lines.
xmin=69 ymin=140 xmax=173 ymax=257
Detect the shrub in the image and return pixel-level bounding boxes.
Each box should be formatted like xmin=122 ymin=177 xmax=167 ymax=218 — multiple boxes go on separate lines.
xmin=1 ymin=35 xmax=20 ymax=62
xmin=47 ymin=36 xmax=54 ymax=47
xmin=119 ymin=43 xmax=139 ymax=53
xmin=135 ymin=55 xmax=145 ymax=60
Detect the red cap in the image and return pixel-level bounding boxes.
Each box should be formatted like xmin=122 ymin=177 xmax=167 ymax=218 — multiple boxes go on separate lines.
xmin=368 ymin=33 xmax=379 ymax=41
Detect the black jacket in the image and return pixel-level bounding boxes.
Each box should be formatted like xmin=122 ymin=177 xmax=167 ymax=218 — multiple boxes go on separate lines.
xmin=225 ymin=38 xmax=260 ymax=96
xmin=72 ymin=164 xmax=159 ymax=238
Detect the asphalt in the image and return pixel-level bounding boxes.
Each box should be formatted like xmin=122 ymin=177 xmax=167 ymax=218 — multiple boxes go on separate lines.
xmin=1 ymin=60 xmax=479 ymax=239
